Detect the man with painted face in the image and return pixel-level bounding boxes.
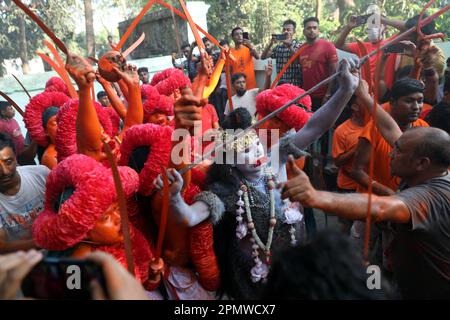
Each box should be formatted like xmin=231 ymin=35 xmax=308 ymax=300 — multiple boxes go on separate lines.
xmin=0 ymin=133 xmax=50 ymax=253
xmin=335 ymin=13 xmax=386 ymax=84
xmin=155 ymin=58 xmax=360 ymax=299
xmin=261 ymin=19 xmax=303 ymax=87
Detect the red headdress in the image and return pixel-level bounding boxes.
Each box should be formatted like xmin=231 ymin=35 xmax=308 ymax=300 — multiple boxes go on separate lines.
xmin=55 ymin=99 xmax=114 ymax=163
xmin=119 ymin=123 xmax=173 ymax=196
xmin=256 ymin=84 xmax=312 ymax=131
xmin=44 ymin=77 xmax=70 ymax=97
xmin=141 ymin=84 xmax=174 ymax=119
xmin=149 ymin=68 xmax=191 ymax=96
xmin=104 ymin=107 xmax=121 ymax=137
xmin=32 ymin=154 xmax=152 ymax=282
xmin=24 ymin=91 xmax=70 ymax=147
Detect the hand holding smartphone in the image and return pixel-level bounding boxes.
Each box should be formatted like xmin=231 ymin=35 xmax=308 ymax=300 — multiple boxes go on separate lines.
xmin=243 ymin=32 xmax=249 ymax=40
xmin=21 ymin=257 xmax=108 ymax=300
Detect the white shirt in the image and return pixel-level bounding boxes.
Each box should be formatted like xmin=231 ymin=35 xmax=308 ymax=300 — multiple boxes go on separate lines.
xmin=0 ymin=165 xmax=49 ymax=240
xmin=224 ymin=88 xmax=259 ymax=117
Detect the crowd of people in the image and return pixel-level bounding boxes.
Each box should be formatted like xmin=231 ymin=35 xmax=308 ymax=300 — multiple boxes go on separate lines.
xmin=0 ymin=6 xmax=449 ymax=301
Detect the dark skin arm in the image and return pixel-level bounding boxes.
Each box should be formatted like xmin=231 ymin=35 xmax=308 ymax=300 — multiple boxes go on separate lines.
xmin=333 ymin=144 xmax=356 ymax=167
xmin=349 ymin=138 xmax=396 ymax=196
xmin=0 ymin=228 xmax=36 ymax=253
xmin=281 ymin=156 xmax=411 ymax=224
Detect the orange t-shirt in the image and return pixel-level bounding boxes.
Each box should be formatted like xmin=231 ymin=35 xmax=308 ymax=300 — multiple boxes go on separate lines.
xmin=332 ymin=119 xmax=366 ymax=190
xmin=230 ymin=46 xmax=257 ymax=89
xmin=357 ymin=117 xmax=429 ymax=193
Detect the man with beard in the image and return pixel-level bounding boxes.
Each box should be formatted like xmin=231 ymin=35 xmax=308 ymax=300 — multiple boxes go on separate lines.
xmin=224 ymin=64 xmax=273 ymax=118
xmin=0 ymin=133 xmax=49 ymax=253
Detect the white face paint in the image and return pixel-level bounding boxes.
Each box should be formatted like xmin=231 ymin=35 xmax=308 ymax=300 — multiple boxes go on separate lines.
xmin=235 ymin=138 xmax=266 ymax=179
xmin=367 ymin=27 xmax=381 ymax=42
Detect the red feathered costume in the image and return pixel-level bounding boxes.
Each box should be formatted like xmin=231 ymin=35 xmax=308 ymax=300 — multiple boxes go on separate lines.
xmin=256 ymin=84 xmax=312 ymax=132
xmin=32 ymin=154 xmax=153 ymax=284
xmin=55 ymin=99 xmax=114 ymax=163
xmin=150 ymin=68 xmax=191 ymax=96
xmin=121 ymin=75 xmax=220 ymax=294
xmin=24 ymin=91 xmax=70 ymax=147
xmin=140 ymin=84 xmax=174 ymax=122
xmin=44 ymin=77 xmax=71 ymax=97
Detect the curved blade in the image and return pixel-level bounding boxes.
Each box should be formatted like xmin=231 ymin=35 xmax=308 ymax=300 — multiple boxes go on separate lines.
xmin=117 ymin=0 xmax=155 ymax=50
xmin=12 ymin=74 xmax=31 ymax=99
xmin=122 ymin=33 xmax=146 ymax=58
xmin=271 ymin=44 xmax=309 ymax=89
xmin=0 ymin=91 xmax=25 ymax=117
xmin=103 ymin=141 xmax=136 ymax=276
xmin=155 ymin=165 xmax=170 ymax=260
xmin=156 ymin=0 xmax=222 ymax=49
xmin=37 ymin=52 xmax=78 ymax=99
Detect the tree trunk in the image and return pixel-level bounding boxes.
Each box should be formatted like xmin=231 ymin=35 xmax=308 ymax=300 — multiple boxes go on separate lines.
xmin=316 ymin=0 xmax=323 ymax=20
xmin=84 ymin=0 xmax=95 ymax=58
xmin=18 ymin=14 xmax=30 ymax=74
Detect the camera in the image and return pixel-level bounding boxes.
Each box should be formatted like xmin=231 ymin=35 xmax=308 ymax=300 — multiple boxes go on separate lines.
xmin=272 ymin=34 xmax=287 ymax=41
xmin=243 ymin=32 xmax=249 ymax=40
xmin=21 ymin=257 xmax=107 ymax=300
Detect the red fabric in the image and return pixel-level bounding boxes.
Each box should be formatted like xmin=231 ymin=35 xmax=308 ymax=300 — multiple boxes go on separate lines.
xmin=119 ymin=124 xmax=173 ymax=196
xmin=104 ymin=107 xmax=121 ymax=136
xmin=256 ymin=84 xmax=312 ymax=131
xmin=55 ymin=99 xmax=114 ymax=162
xmin=45 ymin=77 xmax=70 ymax=97
xmin=32 ymin=154 xmax=138 ymax=249
xmin=347 ymin=40 xmax=387 ymax=82
xmin=190 ymin=221 xmax=221 ymax=291
xmin=149 ymin=68 xmax=191 ymax=96
xmin=298 ymin=40 xmax=338 ymax=99
xmin=24 ymin=91 xmax=70 ymax=147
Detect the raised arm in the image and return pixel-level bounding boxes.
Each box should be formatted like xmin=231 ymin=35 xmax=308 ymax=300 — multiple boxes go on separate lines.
xmin=334 ymin=16 xmax=358 ymax=51
xmin=261 ymin=36 xmax=275 ymax=60
xmin=65 ymin=53 xmax=104 ymax=161
xmin=381 ymin=16 xmax=406 ymax=32
xmin=290 ymin=59 xmax=359 ymax=150
xmin=115 ymin=65 xmax=143 ymax=137
xmin=356 ymin=79 xmax=402 ymax=147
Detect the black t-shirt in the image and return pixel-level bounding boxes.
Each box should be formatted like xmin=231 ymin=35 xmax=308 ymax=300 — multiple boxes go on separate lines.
xmin=392 ymin=171 xmax=450 ymax=299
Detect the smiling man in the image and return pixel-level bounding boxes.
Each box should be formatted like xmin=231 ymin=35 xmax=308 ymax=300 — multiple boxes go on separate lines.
xmin=0 ymin=133 xmax=49 ymax=253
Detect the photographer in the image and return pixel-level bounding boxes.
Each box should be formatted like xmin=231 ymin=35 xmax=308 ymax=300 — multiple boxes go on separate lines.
xmin=334 ymin=13 xmax=386 ymax=84
xmin=261 ymin=19 xmax=302 ymax=87
xmin=229 ymin=27 xmax=260 ymax=90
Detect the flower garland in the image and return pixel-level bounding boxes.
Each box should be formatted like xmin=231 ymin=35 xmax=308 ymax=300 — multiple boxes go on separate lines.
xmin=235 ymin=169 xmax=302 ymax=283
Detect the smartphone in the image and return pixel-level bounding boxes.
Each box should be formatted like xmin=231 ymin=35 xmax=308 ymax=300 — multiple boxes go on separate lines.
xmin=272 ymin=34 xmax=287 ymax=41
xmin=355 ymin=13 xmax=371 ymax=26
xmin=243 ymin=32 xmax=249 ymax=40
xmin=384 ymin=43 xmax=407 ymax=54
xmin=21 ymin=257 xmax=108 ymax=300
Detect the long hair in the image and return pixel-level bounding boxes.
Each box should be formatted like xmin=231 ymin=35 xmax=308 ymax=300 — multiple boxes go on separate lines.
xmin=205 ymin=108 xmax=253 ymax=196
